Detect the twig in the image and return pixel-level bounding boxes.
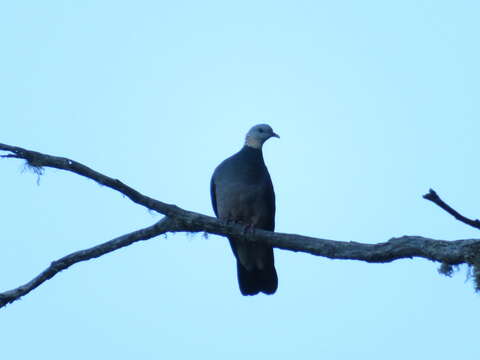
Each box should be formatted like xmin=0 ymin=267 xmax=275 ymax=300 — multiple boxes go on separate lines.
xmin=423 ymin=189 xmax=480 ymax=230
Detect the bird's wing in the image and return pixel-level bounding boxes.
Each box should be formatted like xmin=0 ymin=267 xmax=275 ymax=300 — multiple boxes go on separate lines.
xmin=210 ymin=175 xmax=218 ymax=217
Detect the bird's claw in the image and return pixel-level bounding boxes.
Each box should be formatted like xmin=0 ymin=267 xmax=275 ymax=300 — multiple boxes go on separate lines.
xmin=243 ymin=223 xmax=256 ymax=241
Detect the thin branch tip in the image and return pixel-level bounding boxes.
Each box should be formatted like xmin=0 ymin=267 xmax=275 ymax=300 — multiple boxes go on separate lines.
xmin=423 ymin=188 xmax=480 ymax=231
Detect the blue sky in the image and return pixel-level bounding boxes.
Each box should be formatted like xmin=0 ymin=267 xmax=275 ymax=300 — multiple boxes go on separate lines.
xmin=1 ymin=1 xmax=480 ymax=359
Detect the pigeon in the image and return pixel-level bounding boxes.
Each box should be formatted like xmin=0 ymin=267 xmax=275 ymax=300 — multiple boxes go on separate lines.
xmin=210 ymin=124 xmax=279 ymax=295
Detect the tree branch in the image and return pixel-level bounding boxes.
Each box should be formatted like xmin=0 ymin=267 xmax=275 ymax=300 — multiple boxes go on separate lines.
xmin=423 ymin=189 xmax=480 ymax=230
xmin=0 ymin=143 xmax=183 ymax=218
xmin=2 ymin=143 xmax=480 ymax=306
xmin=0 ymin=217 xmax=180 ymax=308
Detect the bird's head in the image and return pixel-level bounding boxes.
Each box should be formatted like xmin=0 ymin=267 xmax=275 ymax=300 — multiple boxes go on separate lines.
xmin=245 ymin=124 xmax=280 ymax=149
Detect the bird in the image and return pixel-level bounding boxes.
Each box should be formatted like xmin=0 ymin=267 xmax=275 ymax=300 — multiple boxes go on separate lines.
xmin=210 ymin=124 xmax=279 ymax=295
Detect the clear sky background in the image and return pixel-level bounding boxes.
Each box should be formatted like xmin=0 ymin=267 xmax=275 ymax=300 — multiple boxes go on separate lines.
xmin=1 ymin=1 xmax=480 ymax=359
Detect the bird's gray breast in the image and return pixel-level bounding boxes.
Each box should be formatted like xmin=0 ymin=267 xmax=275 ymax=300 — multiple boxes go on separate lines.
xmin=213 ymin=165 xmax=274 ymax=228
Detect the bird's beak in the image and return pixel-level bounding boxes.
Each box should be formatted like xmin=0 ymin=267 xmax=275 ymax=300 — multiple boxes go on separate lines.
xmin=271 ymin=132 xmax=280 ymax=139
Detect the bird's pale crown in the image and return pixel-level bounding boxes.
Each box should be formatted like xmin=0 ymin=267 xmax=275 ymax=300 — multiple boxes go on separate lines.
xmin=244 ymin=124 xmax=280 ymax=149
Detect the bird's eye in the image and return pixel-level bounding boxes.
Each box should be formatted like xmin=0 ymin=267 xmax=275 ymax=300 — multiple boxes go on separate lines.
xmin=258 ymin=128 xmax=264 ymax=133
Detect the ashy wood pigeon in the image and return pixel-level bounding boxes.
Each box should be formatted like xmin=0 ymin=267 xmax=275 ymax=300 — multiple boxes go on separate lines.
xmin=210 ymin=124 xmax=279 ymax=295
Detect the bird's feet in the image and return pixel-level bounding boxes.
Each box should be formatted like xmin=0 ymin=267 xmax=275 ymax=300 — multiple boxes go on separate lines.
xmin=242 ymin=223 xmax=256 ymax=241
xmin=221 ymin=219 xmax=257 ymax=241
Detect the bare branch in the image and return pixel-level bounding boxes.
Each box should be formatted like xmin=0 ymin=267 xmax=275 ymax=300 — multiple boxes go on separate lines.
xmin=423 ymin=189 xmax=480 ymax=230
xmin=0 ymin=217 xmax=180 ymax=308
xmin=0 ymin=142 xmax=183 ymax=218
xmin=3 ymin=143 xmax=480 ymax=306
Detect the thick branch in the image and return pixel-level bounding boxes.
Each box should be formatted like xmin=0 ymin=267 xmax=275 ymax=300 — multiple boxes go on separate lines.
xmin=2 ymin=143 xmax=480 ymax=306
xmin=423 ymin=189 xmax=480 ymax=230
xmin=0 ymin=217 xmax=180 ymax=308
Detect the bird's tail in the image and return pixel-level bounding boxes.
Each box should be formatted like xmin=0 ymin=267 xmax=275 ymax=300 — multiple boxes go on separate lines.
xmin=236 ymin=261 xmax=278 ymax=296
